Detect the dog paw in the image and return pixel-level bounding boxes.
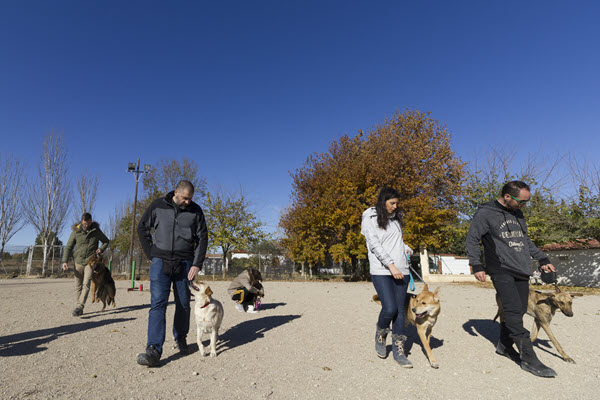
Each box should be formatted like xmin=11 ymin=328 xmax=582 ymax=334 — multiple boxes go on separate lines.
xmin=430 ymin=362 xmax=439 ymax=369
xmin=565 ymin=357 xmax=575 ymax=364
xmin=210 ymin=351 xmax=217 ymax=357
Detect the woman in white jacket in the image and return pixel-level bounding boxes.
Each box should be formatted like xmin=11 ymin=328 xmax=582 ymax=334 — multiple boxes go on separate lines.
xmin=361 ymin=187 xmax=413 ymax=368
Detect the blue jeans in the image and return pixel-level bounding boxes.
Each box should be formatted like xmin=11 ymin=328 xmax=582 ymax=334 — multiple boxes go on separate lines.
xmin=147 ymin=257 xmax=192 ymax=355
xmin=372 ymin=274 xmax=410 ymax=336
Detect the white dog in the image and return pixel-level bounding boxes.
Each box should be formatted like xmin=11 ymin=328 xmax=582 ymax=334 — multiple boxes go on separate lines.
xmin=190 ymin=283 xmax=224 ymax=357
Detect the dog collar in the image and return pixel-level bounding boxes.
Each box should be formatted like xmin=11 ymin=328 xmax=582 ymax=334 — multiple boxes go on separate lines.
xmin=200 ymin=301 xmax=210 ymax=309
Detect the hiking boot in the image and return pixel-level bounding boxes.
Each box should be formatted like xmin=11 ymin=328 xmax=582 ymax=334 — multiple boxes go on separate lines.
xmin=375 ymin=325 xmax=390 ymax=358
xmin=246 ymin=304 xmax=258 ymax=314
xmin=495 ymin=322 xmax=520 ymax=361
xmin=176 ymin=339 xmax=189 ymax=355
xmin=391 ymin=334 xmax=413 ymax=368
xmin=137 ymin=345 xmax=160 ymax=367
xmin=235 ymin=303 xmax=245 ymax=313
xmin=72 ymin=307 xmax=83 ymax=317
xmin=514 ymin=337 xmax=557 ymax=377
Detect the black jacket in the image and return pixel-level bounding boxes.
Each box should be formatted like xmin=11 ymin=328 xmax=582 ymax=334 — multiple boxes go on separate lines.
xmin=137 ymin=191 xmax=208 ymax=268
xmin=465 ymin=200 xmax=550 ymax=277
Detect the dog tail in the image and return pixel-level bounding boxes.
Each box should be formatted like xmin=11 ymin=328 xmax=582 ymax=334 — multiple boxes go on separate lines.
xmin=372 ymin=294 xmax=381 ymax=305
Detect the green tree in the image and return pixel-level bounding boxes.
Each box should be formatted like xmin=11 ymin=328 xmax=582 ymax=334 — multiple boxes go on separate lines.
xmin=204 ymin=187 xmax=267 ymax=278
xmin=33 ymin=231 xmax=63 ymax=259
xmin=142 ymin=158 xmax=207 ymax=200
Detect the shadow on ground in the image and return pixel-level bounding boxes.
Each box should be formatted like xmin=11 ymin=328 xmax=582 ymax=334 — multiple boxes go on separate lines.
xmin=0 ymin=317 xmax=135 ymax=357
xmin=257 ymin=302 xmax=286 ymax=311
xmin=463 ymin=319 xmax=499 ymax=345
xmin=218 ymin=314 xmax=301 ymax=353
xmin=399 ymin=324 xmax=444 ymax=360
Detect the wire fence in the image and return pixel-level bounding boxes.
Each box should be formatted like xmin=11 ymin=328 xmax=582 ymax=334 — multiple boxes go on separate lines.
xmin=1 ymin=246 xmax=342 ymax=281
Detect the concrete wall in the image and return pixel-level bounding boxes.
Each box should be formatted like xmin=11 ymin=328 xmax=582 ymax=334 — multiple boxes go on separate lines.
xmin=545 ymin=249 xmax=600 ymax=288
xmin=435 ymin=255 xmax=471 ymax=275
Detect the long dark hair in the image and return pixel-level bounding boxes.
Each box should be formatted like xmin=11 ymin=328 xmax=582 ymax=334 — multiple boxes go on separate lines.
xmin=375 ymin=187 xmax=401 ymax=229
xmin=247 ymin=267 xmax=262 ymax=284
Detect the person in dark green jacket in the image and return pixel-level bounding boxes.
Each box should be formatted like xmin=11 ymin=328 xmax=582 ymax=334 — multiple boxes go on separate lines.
xmin=61 ymin=213 xmax=110 ymax=316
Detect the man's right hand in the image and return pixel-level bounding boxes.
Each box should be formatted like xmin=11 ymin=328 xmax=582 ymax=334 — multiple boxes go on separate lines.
xmin=61 ymin=263 xmax=68 ymax=271
xmin=474 ymin=271 xmax=486 ymax=282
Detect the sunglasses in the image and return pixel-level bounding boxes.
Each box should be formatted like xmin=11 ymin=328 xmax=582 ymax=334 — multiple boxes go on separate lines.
xmin=509 ymin=194 xmax=529 ymax=205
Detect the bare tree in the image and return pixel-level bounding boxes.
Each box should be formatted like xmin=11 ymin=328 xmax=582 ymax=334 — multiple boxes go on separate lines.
xmin=0 ymin=153 xmax=27 ymax=263
xmin=73 ymin=169 xmax=99 ymax=221
xmin=24 ymin=131 xmax=71 ymax=275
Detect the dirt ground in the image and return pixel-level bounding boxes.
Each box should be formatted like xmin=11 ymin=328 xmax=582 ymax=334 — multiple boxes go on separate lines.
xmin=1 ymin=278 xmax=599 ymax=400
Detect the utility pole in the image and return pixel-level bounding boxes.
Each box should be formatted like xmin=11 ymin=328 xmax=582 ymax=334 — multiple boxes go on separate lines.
xmin=127 ymin=159 xmax=151 ymax=279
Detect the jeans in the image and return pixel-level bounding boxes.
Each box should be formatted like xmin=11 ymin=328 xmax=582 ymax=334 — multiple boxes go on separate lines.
xmin=372 ymin=274 xmax=410 ymax=336
xmin=147 ymin=257 xmax=192 ymax=355
xmin=491 ymin=273 xmax=530 ymax=340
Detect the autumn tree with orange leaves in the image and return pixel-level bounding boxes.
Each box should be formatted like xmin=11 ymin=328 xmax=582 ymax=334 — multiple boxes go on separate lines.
xmin=280 ymin=109 xmax=464 ymax=277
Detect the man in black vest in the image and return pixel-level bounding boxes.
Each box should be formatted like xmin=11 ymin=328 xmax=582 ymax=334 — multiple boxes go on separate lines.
xmin=136 ymin=180 xmax=208 ymax=367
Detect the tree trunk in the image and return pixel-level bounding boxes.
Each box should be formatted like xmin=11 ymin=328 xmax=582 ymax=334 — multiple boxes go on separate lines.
xmin=221 ymin=253 xmax=228 ymax=279
xmin=41 ymin=237 xmax=49 ymax=276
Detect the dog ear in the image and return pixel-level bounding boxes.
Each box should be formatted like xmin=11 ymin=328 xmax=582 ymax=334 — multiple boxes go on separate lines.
xmin=205 ymin=286 xmax=213 ymax=296
xmin=423 ymin=284 xmax=429 ymax=292
xmin=372 ymin=294 xmax=381 ymax=305
xmin=433 ymin=287 xmax=441 ymax=299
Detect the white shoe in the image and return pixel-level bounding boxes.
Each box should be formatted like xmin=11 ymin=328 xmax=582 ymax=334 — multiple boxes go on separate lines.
xmin=235 ymin=303 xmax=244 ymax=313
xmin=247 ymin=305 xmax=258 ymax=314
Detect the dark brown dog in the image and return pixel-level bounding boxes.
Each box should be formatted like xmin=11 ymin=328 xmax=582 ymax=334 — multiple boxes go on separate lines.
xmin=88 ymin=254 xmax=116 ymax=311
xmin=494 ymin=287 xmax=583 ymax=363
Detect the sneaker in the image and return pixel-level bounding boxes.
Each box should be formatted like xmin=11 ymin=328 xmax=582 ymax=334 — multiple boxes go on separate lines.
xmin=176 ymin=339 xmax=189 ymax=355
xmin=72 ymin=307 xmax=83 ymax=317
xmin=246 ymin=304 xmax=258 ymax=314
xmin=137 ymin=345 xmax=160 ymax=367
xmin=235 ymin=303 xmax=245 ymax=313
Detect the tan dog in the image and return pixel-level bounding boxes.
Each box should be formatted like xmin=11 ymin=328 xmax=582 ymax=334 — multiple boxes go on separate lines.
xmin=88 ymin=253 xmax=116 ymax=311
xmin=494 ymin=288 xmax=583 ymax=363
xmin=190 ymin=283 xmax=224 ymax=357
xmin=373 ymin=284 xmax=441 ymax=368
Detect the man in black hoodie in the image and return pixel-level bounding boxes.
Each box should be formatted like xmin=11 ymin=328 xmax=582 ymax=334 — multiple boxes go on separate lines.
xmin=466 ymin=180 xmax=557 ymax=378
xmin=136 ymin=180 xmax=208 ymax=367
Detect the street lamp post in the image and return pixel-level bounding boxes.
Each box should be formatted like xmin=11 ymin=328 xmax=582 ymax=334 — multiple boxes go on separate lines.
xmin=127 ymin=158 xmax=151 ymax=279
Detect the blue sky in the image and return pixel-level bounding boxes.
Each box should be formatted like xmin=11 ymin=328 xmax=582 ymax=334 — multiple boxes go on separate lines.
xmin=1 ymin=1 xmax=599 ymax=250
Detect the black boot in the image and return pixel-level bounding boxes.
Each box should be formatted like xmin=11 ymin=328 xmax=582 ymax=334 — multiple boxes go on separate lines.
xmin=137 ymin=345 xmax=160 ymax=367
xmin=514 ymin=337 xmax=556 ymax=378
xmin=496 ymin=322 xmax=520 ymax=361
xmin=375 ymin=325 xmax=390 ymax=358
xmin=391 ymin=334 xmax=413 ymax=368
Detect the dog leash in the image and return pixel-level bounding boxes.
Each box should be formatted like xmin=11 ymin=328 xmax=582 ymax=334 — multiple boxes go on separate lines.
xmin=406 ymin=252 xmax=418 ymax=291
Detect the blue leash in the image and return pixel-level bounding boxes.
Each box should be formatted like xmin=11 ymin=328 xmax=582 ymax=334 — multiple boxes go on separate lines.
xmin=407 ymin=252 xmax=416 ymax=291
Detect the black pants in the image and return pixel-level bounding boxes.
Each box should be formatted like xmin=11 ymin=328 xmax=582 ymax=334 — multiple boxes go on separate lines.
xmin=491 ymin=273 xmax=530 ymax=340
xmin=231 ymin=282 xmax=263 ymax=306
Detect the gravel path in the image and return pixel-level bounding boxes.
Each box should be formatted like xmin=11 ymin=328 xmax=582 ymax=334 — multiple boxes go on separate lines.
xmin=1 ymin=278 xmax=599 ymax=399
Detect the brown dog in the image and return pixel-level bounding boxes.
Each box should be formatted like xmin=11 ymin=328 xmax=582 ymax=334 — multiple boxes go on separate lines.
xmin=88 ymin=254 xmax=116 ymax=311
xmin=373 ymin=284 xmax=441 ymax=368
xmin=494 ymin=287 xmax=583 ymax=363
